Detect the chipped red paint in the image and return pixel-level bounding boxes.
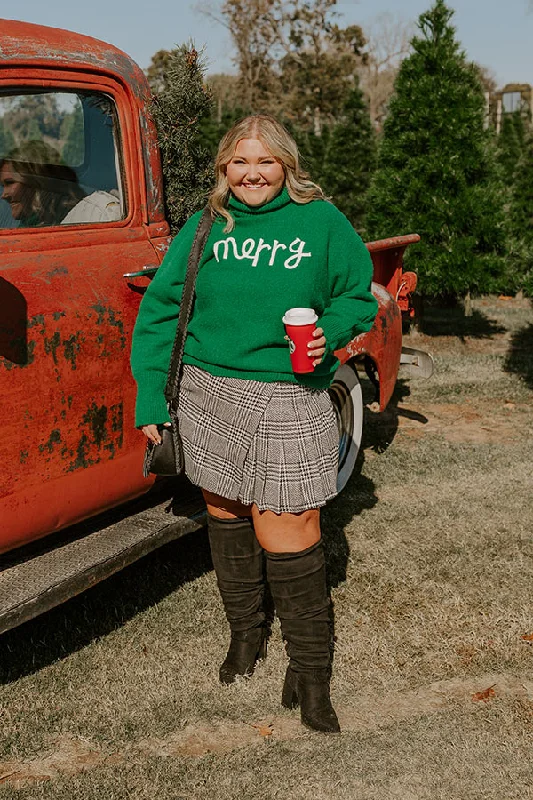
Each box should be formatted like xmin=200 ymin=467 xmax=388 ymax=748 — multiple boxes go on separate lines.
xmin=0 ymin=21 xmax=168 ymax=552
xmin=334 ymin=236 xmax=420 ymax=411
xmin=335 ymin=282 xmax=402 ymax=412
xmin=0 ymin=20 xmax=421 ymax=553
xmin=366 ymin=234 xmax=420 ymax=316
xmin=396 ymin=272 xmax=418 ymax=315
xmin=0 ymin=227 xmax=162 ymax=551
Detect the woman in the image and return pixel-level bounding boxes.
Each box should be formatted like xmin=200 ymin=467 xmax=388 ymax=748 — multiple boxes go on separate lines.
xmin=131 ymin=115 xmax=378 ymax=733
xmin=0 ymin=140 xmax=85 ymax=227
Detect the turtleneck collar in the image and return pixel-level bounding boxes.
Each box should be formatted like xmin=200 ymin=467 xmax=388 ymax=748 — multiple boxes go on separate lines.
xmin=228 ymin=186 xmax=292 ymax=215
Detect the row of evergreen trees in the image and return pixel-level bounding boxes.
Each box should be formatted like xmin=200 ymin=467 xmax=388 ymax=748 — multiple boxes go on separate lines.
xmin=150 ymin=0 xmax=532 ymax=301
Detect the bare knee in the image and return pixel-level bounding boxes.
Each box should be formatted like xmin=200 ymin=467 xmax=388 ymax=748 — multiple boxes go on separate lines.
xmin=252 ymin=507 xmax=321 ymax=552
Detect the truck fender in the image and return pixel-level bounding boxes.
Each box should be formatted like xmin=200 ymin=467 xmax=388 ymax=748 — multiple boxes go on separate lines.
xmin=334 ymin=282 xmax=403 ymax=412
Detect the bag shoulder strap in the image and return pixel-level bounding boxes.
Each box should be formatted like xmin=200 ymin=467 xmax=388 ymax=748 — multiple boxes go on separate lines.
xmin=164 ymin=207 xmax=213 ymax=410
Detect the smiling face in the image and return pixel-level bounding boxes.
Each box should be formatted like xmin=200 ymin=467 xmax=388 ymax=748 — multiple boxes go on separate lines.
xmin=225 ymin=138 xmax=285 ymax=207
xmin=0 ymin=162 xmax=34 ymax=220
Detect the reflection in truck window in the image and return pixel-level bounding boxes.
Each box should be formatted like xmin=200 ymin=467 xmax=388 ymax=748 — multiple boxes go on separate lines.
xmin=0 ymin=141 xmax=85 ymax=226
xmin=0 ymin=197 xmax=18 ymax=228
xmin=0 ymin=91 xmax=125 ymax=229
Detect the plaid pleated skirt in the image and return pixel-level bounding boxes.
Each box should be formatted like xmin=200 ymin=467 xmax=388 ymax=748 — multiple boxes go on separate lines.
xmin=177 ymin=364 xmax=339 ymax=513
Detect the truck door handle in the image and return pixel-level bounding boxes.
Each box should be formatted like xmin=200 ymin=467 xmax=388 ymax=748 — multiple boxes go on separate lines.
xmin=123 ymin=265 xmax=159 ymax=278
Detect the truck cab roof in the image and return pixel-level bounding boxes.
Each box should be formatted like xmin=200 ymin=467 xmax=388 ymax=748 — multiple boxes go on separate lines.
xmin=0 ymin=18 xmax=148 ymax=96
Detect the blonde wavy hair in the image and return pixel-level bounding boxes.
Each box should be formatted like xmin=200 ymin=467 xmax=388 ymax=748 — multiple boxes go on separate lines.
xmin=208 ymin=114 xmax=325 ymax=232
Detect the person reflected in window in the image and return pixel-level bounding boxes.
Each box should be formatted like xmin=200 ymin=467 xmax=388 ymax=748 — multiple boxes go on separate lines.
xmin=0 ymin=198 xmax=18 ymax=228
xmin=0 ymin=140 xmax=85 ymax=228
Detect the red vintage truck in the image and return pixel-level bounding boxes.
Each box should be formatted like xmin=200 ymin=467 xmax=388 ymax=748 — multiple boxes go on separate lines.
xmin=0 ymin=20 xmax=432 ymax=634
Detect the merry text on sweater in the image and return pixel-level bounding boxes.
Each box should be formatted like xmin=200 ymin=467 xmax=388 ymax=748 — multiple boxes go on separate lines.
xmin=213 ymin=236 xmax=312 ymax=269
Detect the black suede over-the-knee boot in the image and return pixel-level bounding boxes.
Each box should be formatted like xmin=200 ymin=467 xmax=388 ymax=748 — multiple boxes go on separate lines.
xmin=207 ymin=513 xmax=267 ymax=684
xmin=266 ymin=540 xmax=340 ymax=733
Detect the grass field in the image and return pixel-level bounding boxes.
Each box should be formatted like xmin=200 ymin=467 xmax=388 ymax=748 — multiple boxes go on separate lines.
xmin=1 ymin=296 xmax=532 ymax=799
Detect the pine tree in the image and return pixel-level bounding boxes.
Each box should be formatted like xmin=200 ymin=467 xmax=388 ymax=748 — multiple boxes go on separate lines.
xmin=0 ymin=123 xmax=15 ymax=156
xmin=320 ymin=86 xmax=377 ymax=234
xmin=26 ymin=119 xmax=42 ymax=143
xmin=199 ymin=74 xmax=249 ymax=157
xmin=366 ymin=0 xmax=506 ymax=300
xmin=495 ymin=109 xmax=532 ymax=295
xmin=150 ymin=45 xmax=214 ymax=235
xmin=145 ymin=50 xmax=173 ymax=95
xmin=199 ymin=104 xmax=250 ymax=158
xmin=289 ymin=120 xmax=331 ymax=190
xmin=497 ymin=110 xmax=527 ymax=181
xmin=61 ymin=103 xmax=84 ymax=165
xmin=287 ymin=85 xmax=376 ymax=235
xmin=506 ymin=124 xmax=533 ymax=296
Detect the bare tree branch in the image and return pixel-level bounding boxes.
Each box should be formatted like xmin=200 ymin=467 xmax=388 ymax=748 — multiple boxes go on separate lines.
xmin=195 ymin=0 xmax=365 ymax=124
xmin=357 ymin=12 xmax=414 ymax=129
xmin=193 ymin=0 xmax=229 ymax=29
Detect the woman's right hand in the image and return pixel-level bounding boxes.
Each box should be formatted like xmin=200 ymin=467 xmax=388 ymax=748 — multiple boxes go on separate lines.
xmin=141 ymin=422 xmax=171 ymax=445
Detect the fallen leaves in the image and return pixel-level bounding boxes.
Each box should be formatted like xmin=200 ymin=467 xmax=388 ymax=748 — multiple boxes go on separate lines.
xmin=251 ymin=722 xmax=274 ymax=738
xmin=472 ymin=684 xmax=496 ymax=703
xmin=520 ymin=632 xmax=533 ymax=644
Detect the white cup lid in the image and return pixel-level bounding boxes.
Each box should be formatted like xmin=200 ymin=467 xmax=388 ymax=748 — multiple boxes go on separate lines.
xmin=282 ymin=307 xmax=318 ymax=326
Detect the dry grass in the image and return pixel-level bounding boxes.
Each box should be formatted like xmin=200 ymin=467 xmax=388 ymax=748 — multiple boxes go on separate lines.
xmin=0 ymin=296 xmax=532 ymax=799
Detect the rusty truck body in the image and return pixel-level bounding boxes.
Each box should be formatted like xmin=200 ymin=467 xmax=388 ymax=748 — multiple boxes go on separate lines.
xmin=0 ymin=20 xmax=431 ymax=634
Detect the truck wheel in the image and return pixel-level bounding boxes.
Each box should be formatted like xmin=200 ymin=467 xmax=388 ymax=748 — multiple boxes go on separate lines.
xmin=328 ymin=362 xmax=363 ymax=493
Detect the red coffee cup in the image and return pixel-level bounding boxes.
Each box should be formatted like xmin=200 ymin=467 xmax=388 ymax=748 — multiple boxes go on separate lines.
xmin=282 ymin=307 xmax=318 ymax=373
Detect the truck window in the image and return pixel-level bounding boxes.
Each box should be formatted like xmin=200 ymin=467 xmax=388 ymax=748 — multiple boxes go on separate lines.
xmin=0 ymin=90 xmax=125 ymax=229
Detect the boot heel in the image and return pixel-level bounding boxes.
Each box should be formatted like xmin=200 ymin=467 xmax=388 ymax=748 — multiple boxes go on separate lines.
xmin=281 ymin=667 xmax=299 ymax=709
xmin=298 ymin=670 xmax=340 ymax=733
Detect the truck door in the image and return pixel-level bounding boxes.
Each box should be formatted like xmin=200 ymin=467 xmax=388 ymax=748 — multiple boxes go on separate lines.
xmin=0 ymin=75 xmax=159 ymax=551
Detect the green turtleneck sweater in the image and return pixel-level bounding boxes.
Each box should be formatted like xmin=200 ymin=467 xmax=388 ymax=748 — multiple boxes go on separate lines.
xmin=131 ymin=189 xmax=377 ymax=427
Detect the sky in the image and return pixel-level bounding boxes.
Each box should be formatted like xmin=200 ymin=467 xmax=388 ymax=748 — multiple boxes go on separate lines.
xmin=1 ymin=0 xmax=532 ymax=89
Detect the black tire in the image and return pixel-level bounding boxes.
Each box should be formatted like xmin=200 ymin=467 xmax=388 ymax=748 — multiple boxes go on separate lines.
xmin=328 ymin=362 xmax=363 ymax=493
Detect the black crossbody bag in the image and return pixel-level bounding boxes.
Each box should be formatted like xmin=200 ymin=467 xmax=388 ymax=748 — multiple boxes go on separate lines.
xmin=143 ymin=207 xmax=213 ymax=477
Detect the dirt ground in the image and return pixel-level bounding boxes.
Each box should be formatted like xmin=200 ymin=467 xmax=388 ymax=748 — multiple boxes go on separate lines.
xmin=0 ymin=295 xmax=532 ymax=799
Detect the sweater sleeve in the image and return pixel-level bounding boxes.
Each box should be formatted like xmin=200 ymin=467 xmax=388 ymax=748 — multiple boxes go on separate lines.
xmin=317 ymin=208 xmax=378 ymax=355
xmin=130 ymin=212 xmax=202 ymax=427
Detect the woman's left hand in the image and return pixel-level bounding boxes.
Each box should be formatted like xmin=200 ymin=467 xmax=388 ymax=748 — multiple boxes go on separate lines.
xmin=307 ymin=327 xmax=326 ymax=366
